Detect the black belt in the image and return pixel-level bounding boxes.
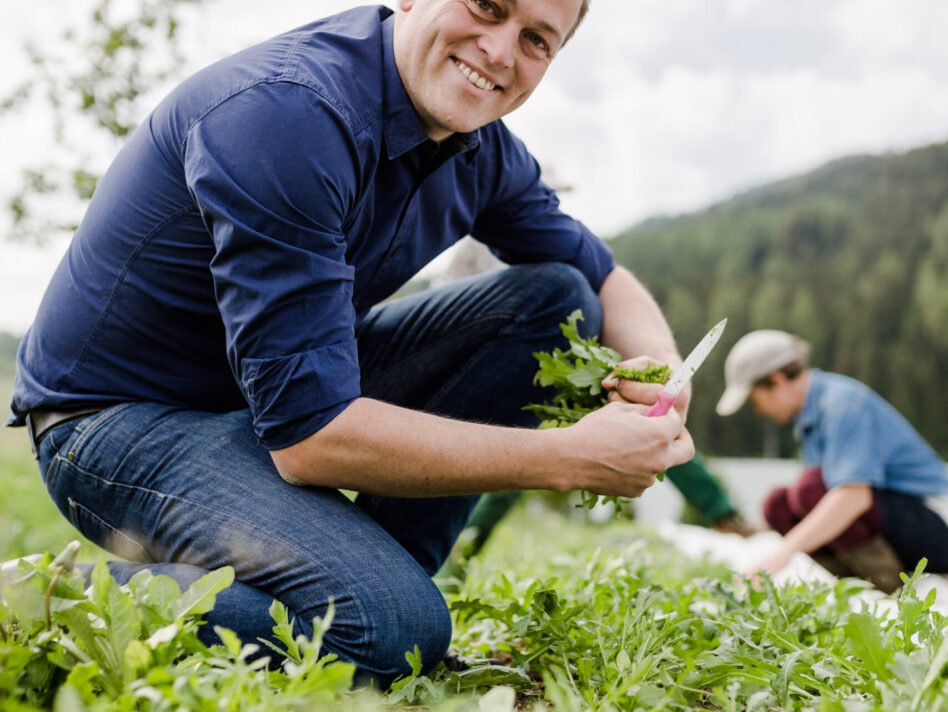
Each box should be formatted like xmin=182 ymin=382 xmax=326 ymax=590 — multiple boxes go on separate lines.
xmin=25 ymin=407 xmax=103 ymax=456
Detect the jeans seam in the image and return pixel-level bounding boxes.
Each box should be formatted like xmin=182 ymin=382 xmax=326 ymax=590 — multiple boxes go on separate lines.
xmin=56 ymin=458 xmax=371 ymax=656
xmin=67 ymin=402 xmax=137 ymax=460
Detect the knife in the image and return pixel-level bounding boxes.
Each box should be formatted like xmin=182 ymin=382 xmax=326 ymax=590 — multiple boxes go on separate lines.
xmin=645 ymin=318 xmax=727 ymax=417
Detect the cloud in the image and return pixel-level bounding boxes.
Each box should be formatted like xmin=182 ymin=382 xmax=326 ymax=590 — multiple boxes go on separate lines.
xmin=2 ymin=0 xmax=948 ymax=332
xmin=506 ymin=0 xmax=948 ymax=234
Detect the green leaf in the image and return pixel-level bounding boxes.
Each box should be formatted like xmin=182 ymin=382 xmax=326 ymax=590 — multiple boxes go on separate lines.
xmin=844 ymin=613 xmax=892 ymax=680
xmin=264 ymin=598 xmax=301 ymax=663
xmin=63 ymin=662 xmax=99 ymax=704
xmin=170 ymin=567 xmax=234 ymax=621
xmin=477 ymin=685 xmax=516 ymax=712
xmin=103 ymin=576 xmax=141 ymax=679
xmin=123 ymin=639 xmax=150 ymax=678
xmin=213 ymin=626 xmax=243 ymax=658
xmin=914 ymin=633 xmax=948 ymax=706
xmin=52 ymin=683 xmax=85 ymax=712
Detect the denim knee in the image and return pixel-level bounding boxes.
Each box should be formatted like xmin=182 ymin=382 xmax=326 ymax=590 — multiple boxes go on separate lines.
xmin=513 ymin=262 xmax=603 ymax=338
xmin=345 ymin=576 xmax=453 ymax=684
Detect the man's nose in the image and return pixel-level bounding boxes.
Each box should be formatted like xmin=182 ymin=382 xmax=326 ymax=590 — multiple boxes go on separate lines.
xmin=476 ymin=22 xmax=518 ymax=68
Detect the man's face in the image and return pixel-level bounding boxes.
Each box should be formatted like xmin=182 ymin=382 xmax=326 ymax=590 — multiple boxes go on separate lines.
xmin=748 ymin=380 xmax=798 ymax=425
xmin=393 ymin=0 xmax=582 ymax=141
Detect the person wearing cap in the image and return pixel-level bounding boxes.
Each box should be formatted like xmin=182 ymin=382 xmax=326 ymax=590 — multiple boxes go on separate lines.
xmin=716 ymin=330 xmax=948 ymax=592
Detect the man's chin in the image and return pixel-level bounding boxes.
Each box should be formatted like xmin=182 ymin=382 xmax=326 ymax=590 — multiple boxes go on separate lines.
xmin=431 ymin=104 xmax=502 ymax=135
xmin=441 ymin=115 xmax=491 ymax=134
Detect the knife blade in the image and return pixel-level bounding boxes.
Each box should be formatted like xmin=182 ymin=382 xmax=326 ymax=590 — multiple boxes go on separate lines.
xmin=645 ymin=317 xmax=727 ymax=417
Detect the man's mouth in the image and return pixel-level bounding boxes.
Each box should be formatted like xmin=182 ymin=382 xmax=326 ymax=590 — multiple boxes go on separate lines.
xmin=453 ymin=58 xmax=498 ymax=91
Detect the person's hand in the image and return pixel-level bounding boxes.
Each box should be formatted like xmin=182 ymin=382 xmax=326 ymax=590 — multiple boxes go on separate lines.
xmin=561 ymin=399 xmax=694 ymax=499
xmin=602 ymin=355 xmax=691 ymax=421
xmin=744 ymin=547 xmax=793 ymax=587
xmin=713 ymin=514 xmax=758 ymax=538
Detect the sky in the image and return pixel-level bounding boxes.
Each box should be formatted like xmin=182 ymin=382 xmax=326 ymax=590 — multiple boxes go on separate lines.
xmin=2 ymin=0 xmax=948 ymax=335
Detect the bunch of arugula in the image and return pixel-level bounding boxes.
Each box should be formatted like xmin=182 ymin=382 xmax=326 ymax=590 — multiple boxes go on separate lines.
xmin=525 ymin=309 xmax=671 ymax=510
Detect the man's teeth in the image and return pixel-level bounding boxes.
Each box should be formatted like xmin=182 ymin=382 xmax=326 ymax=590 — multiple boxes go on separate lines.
xmin=456 ymin=60 xmax=495 ymax=91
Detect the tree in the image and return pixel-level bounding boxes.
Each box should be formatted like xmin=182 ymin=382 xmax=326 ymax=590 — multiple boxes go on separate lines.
xmin=2 ymin=0 xmax=204 ymax=244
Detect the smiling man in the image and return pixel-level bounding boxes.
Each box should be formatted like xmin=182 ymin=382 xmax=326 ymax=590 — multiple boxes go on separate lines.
xmin=9 ymin=0 xmax=694 ymax=684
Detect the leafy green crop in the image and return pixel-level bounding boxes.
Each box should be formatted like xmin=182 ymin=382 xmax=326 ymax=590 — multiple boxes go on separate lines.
xmin=0 ymin=542 xmax=356 ymax=711
xmin=442 ymin=506 xmax=948 ymax=711
xmin=525 ymin=309 xmax=672 ymax=510
xmin=5 ymin=514 xmax=948 ymax=711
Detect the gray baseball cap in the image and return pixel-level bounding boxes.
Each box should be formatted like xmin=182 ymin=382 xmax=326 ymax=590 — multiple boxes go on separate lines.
xmin=716 ymin=330 xmax=810 ymax=416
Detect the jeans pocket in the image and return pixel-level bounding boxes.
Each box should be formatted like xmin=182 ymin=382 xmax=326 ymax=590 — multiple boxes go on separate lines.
xmin=66 ymin=402 xmax=137 ymax=463
xmin=66 ymin=497 xmax=152 ymax=562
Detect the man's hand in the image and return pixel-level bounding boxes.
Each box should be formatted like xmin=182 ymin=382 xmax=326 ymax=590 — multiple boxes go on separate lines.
xmin=602 ymin=355 xmax=692 ymax=421
xmin=560 ymin=400 xmax=695 ymax=499
xmin=714 ymin=513 xmax=758 ymax=538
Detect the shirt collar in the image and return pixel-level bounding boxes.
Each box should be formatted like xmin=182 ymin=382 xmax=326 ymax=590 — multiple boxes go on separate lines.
xmin=380 ymin=13 xmax=481 ymax=163
xmin=793 ymin=368 xmax=824 ymax=439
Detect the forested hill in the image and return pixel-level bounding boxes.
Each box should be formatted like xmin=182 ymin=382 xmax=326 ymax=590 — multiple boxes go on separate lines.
xmin=609 ymin=140 xmax=948 ymax=458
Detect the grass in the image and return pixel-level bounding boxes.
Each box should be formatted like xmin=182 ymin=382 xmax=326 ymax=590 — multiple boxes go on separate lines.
xmin=0 ymin=378 xmax=102 ymax=562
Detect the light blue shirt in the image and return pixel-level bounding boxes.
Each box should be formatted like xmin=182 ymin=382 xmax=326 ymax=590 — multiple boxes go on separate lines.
xmin=794 ymin=369 xmax=948 ymax=496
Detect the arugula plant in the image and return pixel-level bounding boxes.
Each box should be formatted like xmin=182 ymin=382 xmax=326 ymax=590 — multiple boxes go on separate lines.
xmin=0 ymin=542 xmax=356 ymax=711
xmin=448 ymin=507 xmax=948 ymax=711
xmin=525 ymin=309 xmax=671 ymax=509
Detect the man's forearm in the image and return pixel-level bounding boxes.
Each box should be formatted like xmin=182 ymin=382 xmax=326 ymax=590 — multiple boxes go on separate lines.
xmin=598 ymin=266 xmax=681 ymax=367
xmin=597 ymin=265 xmax=691 ymax=416
xmin=270 ymin=396 xmax=693 ymax=498
xmin=271 ymin=398 xmax=568 ymax=496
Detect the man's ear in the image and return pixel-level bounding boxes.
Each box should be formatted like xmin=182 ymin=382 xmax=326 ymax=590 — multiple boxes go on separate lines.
xmin=397 ymin=0 xmax=415 ymax=11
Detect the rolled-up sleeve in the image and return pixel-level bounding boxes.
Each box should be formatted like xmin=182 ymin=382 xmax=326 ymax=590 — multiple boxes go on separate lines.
xmin=471 ymin=124 xmax=614 ymax=292
xmin=184 ymin=81 xmax=362 ymax=448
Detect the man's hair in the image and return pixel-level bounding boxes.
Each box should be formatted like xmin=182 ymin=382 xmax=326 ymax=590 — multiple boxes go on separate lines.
xmin=563 ymin=0 xmax=590 ymax=45
xmin=752 ymin=358 xmax=808 ymax=389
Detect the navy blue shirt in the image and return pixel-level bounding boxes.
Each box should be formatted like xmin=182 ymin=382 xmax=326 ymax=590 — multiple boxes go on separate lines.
xmin=10 ymin=6 xmax=614 ymax=449
xmin=795 ymin=370 xmax=948 ymax=496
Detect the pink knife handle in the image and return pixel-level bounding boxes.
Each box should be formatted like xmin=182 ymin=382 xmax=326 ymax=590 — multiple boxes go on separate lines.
xmin=645 ymin=391 xmax=677 ymax=417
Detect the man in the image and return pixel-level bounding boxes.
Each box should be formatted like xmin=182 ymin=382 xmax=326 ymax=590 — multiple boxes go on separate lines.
xmin=7 ymin=0 xmax=694 ymax=685
xmin=716 ymin=329 xmax=948 ymax=591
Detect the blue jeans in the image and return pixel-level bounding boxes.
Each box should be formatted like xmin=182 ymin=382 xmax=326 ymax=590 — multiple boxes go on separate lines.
xmin=34 ymin=263 xmax=602 ymax=685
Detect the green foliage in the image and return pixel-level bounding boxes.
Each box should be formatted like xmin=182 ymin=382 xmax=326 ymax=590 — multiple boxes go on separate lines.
xmin=446 ymin=507 xmax=948 ymax=711
xmin=609 ymin=141 xmax=948 ymax=458
xmin=525 ymin=310 xmax=671 ymax=510
xmin=0 ymin=543 xmax=358 ymax=711
xmin=4 ymin=502 xmax=948 ymax=710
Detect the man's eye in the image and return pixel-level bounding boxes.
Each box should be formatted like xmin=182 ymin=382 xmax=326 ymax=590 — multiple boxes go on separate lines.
xmin=525 ymin=32 xmax=549 ymax=51
xmin=475 ymin=0 xmax=495 ymax=13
